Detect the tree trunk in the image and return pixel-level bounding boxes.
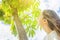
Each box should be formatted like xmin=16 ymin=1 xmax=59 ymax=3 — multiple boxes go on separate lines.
xmin=12 ymin=9 xmax=28 ymax=40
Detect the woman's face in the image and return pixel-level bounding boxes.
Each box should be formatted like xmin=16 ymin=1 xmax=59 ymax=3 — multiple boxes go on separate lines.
xmin=38 ymin=13 xmax=46 ymax=27
xmin=38 ymin=13 xmax=52 ymax=34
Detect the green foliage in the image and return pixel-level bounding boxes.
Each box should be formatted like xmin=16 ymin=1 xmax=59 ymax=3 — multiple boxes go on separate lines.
xmin=1 ymin=0 xmax=41 ymax=37
xmin=0 ymin=9 xmax=4 ymax=20
xmin=2 ymin=0 xmax=35 ymax=14
xmin=2 ymin=0 xmax=12 ymax=15
xmin=32 ymin=8 xmax=41 ymax=18
xmin=4 ymin=16 xmax=11 ymax=24
xmin=10 ymin=20 xmax=17 ymax=36
xmin=19 ymin=4 xmax=40 ymax=37
xmin=11 ymin=25 xmax=17 ymax=36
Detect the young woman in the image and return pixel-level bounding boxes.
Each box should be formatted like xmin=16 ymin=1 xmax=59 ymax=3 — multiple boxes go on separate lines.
xmin=38 ymin=10 xmax=60 ymax=40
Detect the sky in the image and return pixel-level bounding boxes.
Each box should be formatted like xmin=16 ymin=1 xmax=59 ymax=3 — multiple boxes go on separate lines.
xmin=0 ymin=21 xmax=18 ymax=40
xmin=40 ymin=0 xmax=60 ymax=17
xmin=0 ymin=0 xmax=60 ymax=40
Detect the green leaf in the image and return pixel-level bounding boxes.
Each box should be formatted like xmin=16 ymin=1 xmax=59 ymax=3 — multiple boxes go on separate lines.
xmin=10 ymin=20 xmax=17 ymax=36
xmin=0 ymin=9 xmax=4 ymax=20
xmin=29 ymin=30 xmax=35 ymax=37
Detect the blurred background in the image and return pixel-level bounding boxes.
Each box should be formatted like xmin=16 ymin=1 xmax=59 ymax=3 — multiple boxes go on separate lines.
xmin=0 ymin=0 xmax=60 ymax=40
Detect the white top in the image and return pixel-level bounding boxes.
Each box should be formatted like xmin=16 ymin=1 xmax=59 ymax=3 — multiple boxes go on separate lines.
xmin=43 ymin=31 xmax=60 ymax=40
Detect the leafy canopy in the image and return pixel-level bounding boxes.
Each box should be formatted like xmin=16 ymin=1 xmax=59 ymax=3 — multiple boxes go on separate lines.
xmin=0 ymin=0 xmax=41 ymax=37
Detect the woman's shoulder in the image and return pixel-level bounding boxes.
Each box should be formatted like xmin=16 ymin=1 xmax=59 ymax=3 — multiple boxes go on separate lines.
xmin=43 ymin=31 xmax=59 ymax=40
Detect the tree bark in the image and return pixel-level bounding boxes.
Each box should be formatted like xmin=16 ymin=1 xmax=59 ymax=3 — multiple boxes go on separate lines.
xmin=12 ymin=9 xmax=28 ymax=40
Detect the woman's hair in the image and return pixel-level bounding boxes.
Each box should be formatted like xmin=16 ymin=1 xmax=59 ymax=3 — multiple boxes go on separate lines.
xmin=42 ymin=10 xmax=60 ymax=34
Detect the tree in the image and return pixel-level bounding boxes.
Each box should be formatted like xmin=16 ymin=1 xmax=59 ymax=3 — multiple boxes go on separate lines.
xmin=0 ymin=0 xmax=41 ymax=40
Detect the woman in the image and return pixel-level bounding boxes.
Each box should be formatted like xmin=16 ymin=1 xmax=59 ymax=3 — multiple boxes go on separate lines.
xmin=38 ymin=10 xmax=60 ymax=40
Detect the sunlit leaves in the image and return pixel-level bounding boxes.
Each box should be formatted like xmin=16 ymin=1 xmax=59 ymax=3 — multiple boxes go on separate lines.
xmin=2 ymin=0 xmax=12 ymax=15
xmin=18 ymin=0 xmax=35 ymax=12
xmin=4 ymin=16 xmax=11 ymax=24
xmin=2 ymin=0 xmax=35 ymax=13
xmin=1 ymin=0 xmax=41 ymax=37
xmin=32 ymin=1 xmax=40 ymax=18
xmin=10 ymin=19 xmax=17 ymax=36
xmin=32 ymin=8 xmax=41 ymax=18
xmin=18 ymin=9 xmax=40 ymax=37
xmin=29 ymin=30 xmax=35 ymax=37
xmin=0 ymin=4 xmax=2 ymax=9
xmin=26 ymin=19 xmax=37 ymax=37
xmin=10 ymin=25 xmax=17 ymax=36
xmin=0 ymin=9 xmax=4 ymax=20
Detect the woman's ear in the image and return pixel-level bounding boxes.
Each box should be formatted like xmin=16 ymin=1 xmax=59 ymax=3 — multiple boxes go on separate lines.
xmin=43 ymin=19 xmax=48 ymax=26
xmin=43 ymin=19 xmax=52 ymax=34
